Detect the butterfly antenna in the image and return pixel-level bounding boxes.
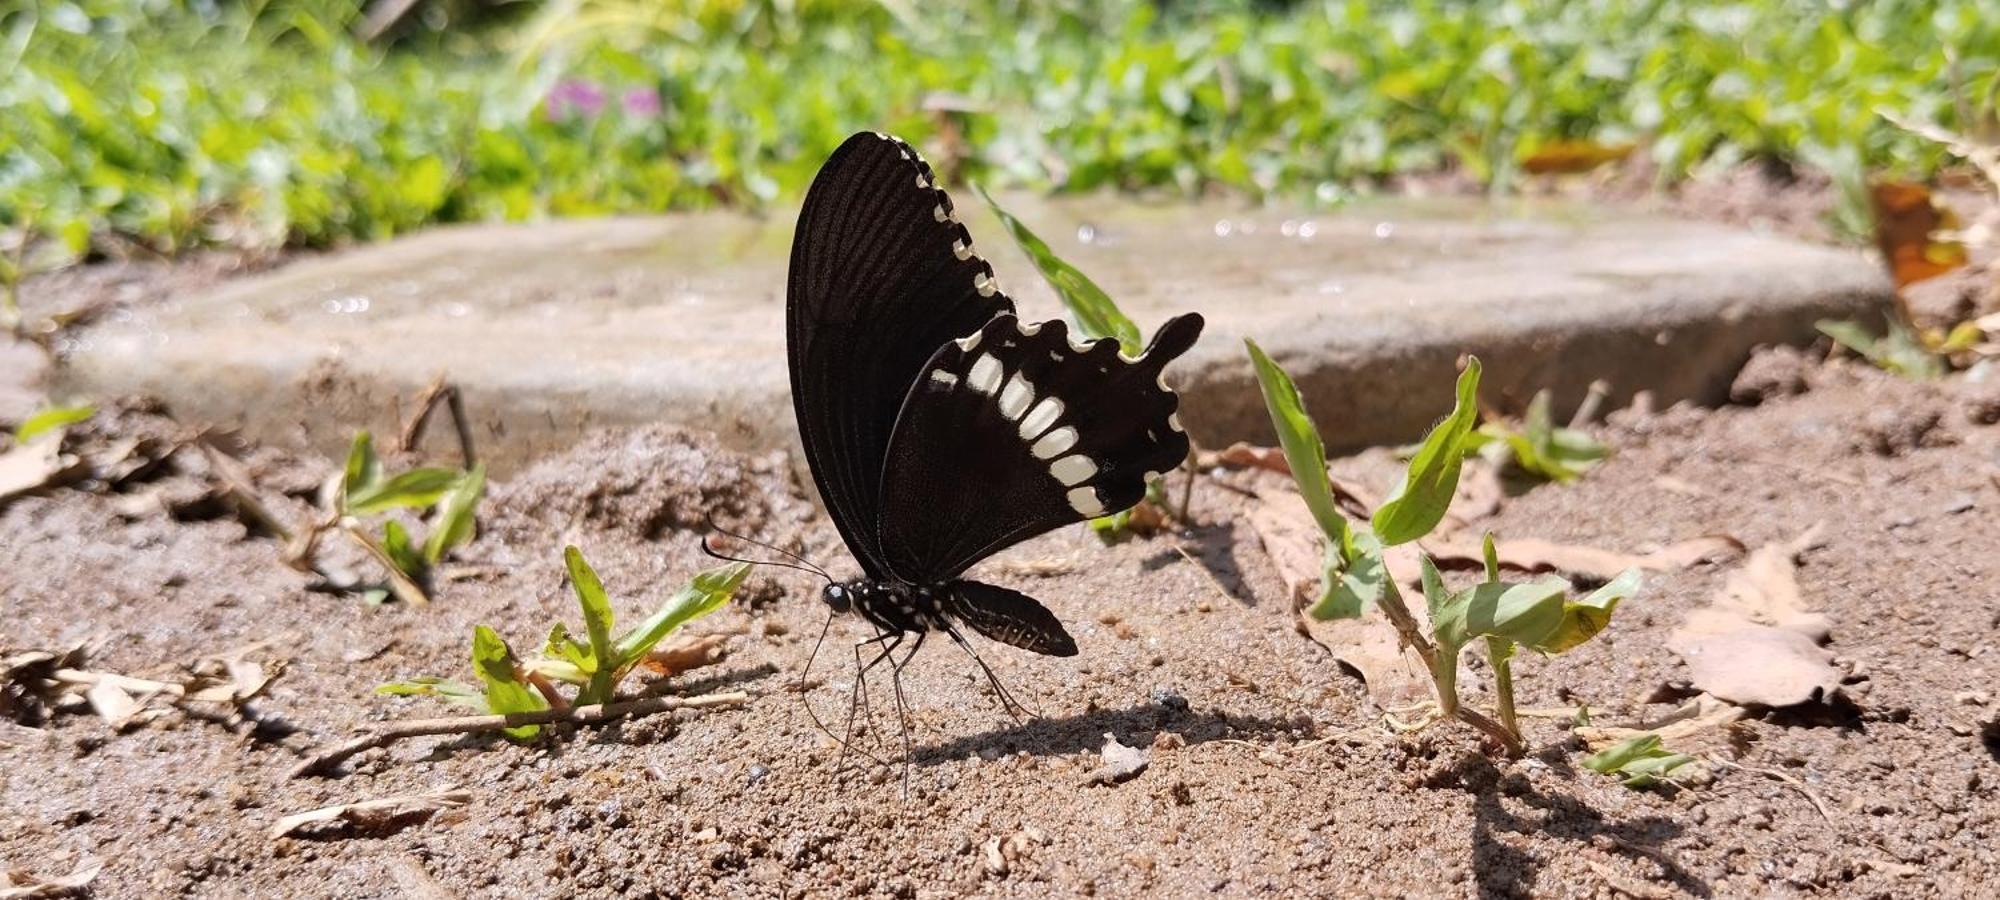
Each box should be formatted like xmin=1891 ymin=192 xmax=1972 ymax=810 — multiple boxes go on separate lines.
xmin=699 ymin=536 xmax=833 ymax=583
xmin=701 ymin=514 xmax=834 ymax=582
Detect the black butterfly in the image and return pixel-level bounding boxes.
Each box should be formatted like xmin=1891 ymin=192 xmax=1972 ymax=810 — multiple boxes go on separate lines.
xmin=779 ymin=131 xmax=1202 ymax=732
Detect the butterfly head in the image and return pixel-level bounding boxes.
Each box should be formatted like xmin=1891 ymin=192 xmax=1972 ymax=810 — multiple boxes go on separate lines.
xmin=820 ymin=581 xmax=853 ymax=614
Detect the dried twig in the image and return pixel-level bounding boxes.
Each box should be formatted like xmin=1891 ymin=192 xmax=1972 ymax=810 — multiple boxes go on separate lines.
xmin=1707 ymin=755 xmax=1836 ymax=824
xmin=398 ymin=376 xmax=476 ymax=469
xmin=270 ymin=786 xmax=470 ymax=840
xmin=289 ymin=690 xmax=750 ymax=778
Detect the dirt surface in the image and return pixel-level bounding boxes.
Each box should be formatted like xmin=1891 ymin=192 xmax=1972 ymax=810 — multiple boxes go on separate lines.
xmin=4 ymin=340 xmax=1998 ymax=898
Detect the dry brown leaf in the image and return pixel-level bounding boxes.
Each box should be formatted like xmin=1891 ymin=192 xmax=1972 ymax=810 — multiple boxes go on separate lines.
xmin=1424 ymin=534 xmax=1743 ymax=581
xmin=1871 ymin=179 xmax=1968 ymax=288
xmin=1248 ymin=490 xmax=1322 ymax=606
xmin=1573 ymin=694 xmax=1748 ymax=751
xmin=640 ymin=634 xmax=730 ymax=678
xmin=0 ymin=858 xmax=103 ymax=899
xmin=1312 ymin=616 xmax=1433 ymax=710
xmin=1206 ymin=443 xmax=1377 ymax=516
xmin=1668 ymin=524 xmax=1843 ymax=707
xmin=84 ymin=681 xmax=146 ymax=731
xmin=271 ymin=787 xmax=472 ymax=840
xmin=0 ymin=437 xmax=85 ymax=504
xmin=1520 ymin=139 xmax=1636 ymax=175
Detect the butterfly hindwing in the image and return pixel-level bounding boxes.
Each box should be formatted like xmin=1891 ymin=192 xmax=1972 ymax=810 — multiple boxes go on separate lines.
xmin=788 ymin=132 xmax=1014 ymax=578
xmin=946 ymin=581 xmax=1078 ymax=657
xmin=876 ymin=313 xmax=1204 ymax=582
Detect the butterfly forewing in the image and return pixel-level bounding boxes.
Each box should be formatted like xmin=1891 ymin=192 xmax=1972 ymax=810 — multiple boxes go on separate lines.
xmin=788 ymin=132 xmax=1014 ymax=578
xmin=875 ymin=313 xmax=1204 ymax=582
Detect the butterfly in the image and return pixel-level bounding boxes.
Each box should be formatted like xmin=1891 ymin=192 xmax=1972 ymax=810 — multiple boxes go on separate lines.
xmin=776 ymin=131 xmax=1203 ymax=736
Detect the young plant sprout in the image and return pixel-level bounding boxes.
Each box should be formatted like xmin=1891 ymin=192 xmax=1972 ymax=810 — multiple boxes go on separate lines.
xmin=378 ymin=547 xmax=748 ymax=740
xmin=1583 ymin=733 xmax=1699 ymax=788
xmin=1246 ymin=343 xmax=1642 ymax=752
xmin=1466 ymin=389 xmax=1609 ymax=484
xmin=977 ymin=185 xmax=1190 ymax=534
xmin=325 ymin=431 xmax=486 ymax=605
xmin=9 ymin=404 xmax=94 ymax=446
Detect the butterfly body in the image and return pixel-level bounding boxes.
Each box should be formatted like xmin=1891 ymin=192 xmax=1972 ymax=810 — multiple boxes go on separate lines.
xmin=788 ymin=130 xmax=1201 ymax=672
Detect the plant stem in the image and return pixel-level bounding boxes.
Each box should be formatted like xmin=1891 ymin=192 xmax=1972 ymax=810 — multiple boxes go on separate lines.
xmin=1372 ymin=578 xmax=1523 ymax=756
xmin=287 ymin=690 xmax=750 ymax=778
xmin=1488 ymin=637 xmax=1521 ymax=742
xmin=342 ymin=522 xmax=431 ymax=605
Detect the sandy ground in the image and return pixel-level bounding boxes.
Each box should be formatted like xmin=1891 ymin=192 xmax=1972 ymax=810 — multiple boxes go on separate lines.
xmin=3 ymin=339 xmax=1998 ymax=898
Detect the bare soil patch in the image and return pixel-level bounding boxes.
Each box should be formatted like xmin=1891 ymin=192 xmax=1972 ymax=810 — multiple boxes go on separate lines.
xmin=3 ymin=343 xmax=1997 ymax=898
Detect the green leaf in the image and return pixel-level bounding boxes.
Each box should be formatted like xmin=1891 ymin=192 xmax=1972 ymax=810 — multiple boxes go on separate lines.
xmin=380 ymin=520 xmax=425 ymax=578
xmin=1481 ymin=532 xmax=1500 ymax=583
xmin=1817 ymin=319 xmax=1943 ymax=379
xmin=471 ymin=625 xmax=548 ymax=740
xmin=1532 ymin=568 xmax=1642 ymax=654
xmin=611 ymin=562 xmax=748 ymax=672
xmin=345 ymin=467 xmax=464 ymax=515
xmin=1431 ymin=576 xmax=1571 ymax=654
xmin=565 ymin=545 xmax=620 ymax=705
xmin=13 ymin=404 xmax=94 ymax=444
xmin=423 ymin=465 xmax=485 ymax=565
xmin=1307 ymin=529 xmax=1391 ymax=620
xmin=342 ymin=431 xmax=382 ymax=505
xmin=976 ymin=184 xmax=1142 ymax=354
xmin=1373 ymin=358 xmax=1483 ymax=545
xmin=376 ymin=676 xmax=489 ymax=713
xmin=1245 ymin=338 xmax=1349 ymax=545
xmin=1583 ymin=733 xmax=1697 ymax=788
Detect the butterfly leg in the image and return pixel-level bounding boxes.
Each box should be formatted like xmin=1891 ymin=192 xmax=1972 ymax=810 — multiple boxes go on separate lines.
xmin=943 ymin=625 xmax=1040 ymax=723
xmin=888 ymin=630 xmax=927 ymax=797
xmin=836 ymin=630 xmax=901 ymax=775
xmin=798 ymin=611 xmax=886 ymax=770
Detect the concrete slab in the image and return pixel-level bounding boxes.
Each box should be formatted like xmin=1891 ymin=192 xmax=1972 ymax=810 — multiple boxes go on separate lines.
xmin=59 ymin=196 xmax=1888 ymax=472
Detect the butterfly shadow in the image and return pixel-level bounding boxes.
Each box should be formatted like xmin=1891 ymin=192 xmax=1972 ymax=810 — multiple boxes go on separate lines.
xmin=910 ymin=702 xmax=1312 ymax=767
xmin=1140 ymin=522 xmax=1260 ymax=608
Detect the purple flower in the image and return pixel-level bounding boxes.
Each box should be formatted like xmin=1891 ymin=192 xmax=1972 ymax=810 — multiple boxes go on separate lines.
xmin=621 ymin=87 xmax=662 ymax=119
xmin=544 ymin=80 xmax=606 ymax=120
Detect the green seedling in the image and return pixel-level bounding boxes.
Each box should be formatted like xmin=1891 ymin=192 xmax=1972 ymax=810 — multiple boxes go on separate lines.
xmin=1466 ymin=390 xmax=1608 ymax=483
xmin=977 ymin=185 xmax=1189 ymax=536
xmin=10 ymin=404 xmax=94 ymax=446
xmin=1420 ymin=536 xmax=1641 ymax=736
xmin=330 ymin=431 xmax=486 ymax=605
xmin=1583 ymin=733 xmax=1699 ymax=788
xmin=1247 ymin=345 xmax=1640 ymax=753
xmin=380 ymin=547 xmax=748 ymax=740
xmin=1816 ymin=318 xmax=1950 ymax=379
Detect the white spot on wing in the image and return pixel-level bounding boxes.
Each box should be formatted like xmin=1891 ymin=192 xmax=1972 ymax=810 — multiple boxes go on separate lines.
xmin=1018 ymin=397 xmax=1062 ymax=439
xmin=1168 ymin=412 xmax=1183 ymax=433
xmin=967 ymin=354 xmax=1003 ymax=395
xmin=929 ymin=369 xmax=959 ymax=388
xmin=956 ymin=330 xmax=982 ymax=352
xmin=998 ymin=372 xmax=1033 ymax=420
xmin=952 ymin=240 xmax=971 ymax=261
xmin=974 ymin=272 xmax=997 ymax=297
xmin=1032 ymin=426 xmax=1077 ymax=459
xmin=1015 ymin=320 xmax=1042 ymax=336
xmin=1067 ymin=486 xmax=1105 ymax=517
xmin=1051 ymin=454 xmax=1097 ymax=486
xmin=915 ymin=173 xmax=929 ymax=189
xmin=933 ymin=205 xmax=948 ymax=223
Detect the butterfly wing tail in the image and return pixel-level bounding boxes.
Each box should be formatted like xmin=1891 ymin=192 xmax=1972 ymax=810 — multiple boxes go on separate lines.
xmin=945 ymin=581 xmax=1078 ymax=657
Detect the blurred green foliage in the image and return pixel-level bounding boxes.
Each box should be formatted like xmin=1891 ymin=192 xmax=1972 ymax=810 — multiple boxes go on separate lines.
xmin=3 ymin=0 xmax=1994 ymax=265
